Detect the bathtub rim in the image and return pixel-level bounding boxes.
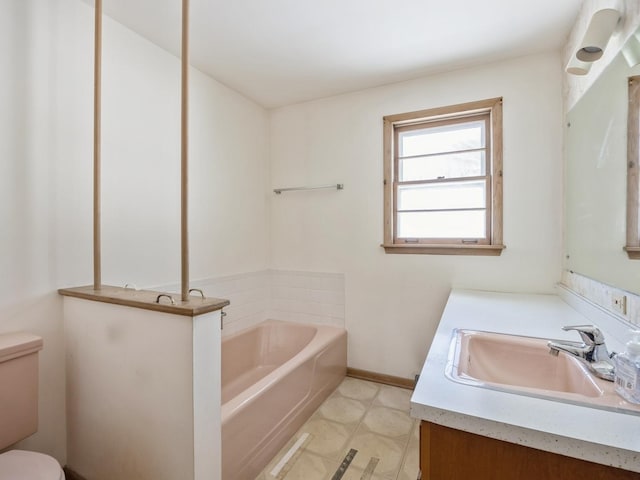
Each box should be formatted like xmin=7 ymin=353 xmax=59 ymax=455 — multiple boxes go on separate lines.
xmin=221 ymin=319 xmax=347 ymax=423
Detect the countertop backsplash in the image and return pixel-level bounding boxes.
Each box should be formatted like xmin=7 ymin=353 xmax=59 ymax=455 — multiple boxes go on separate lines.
xmin=561 ymin=270 xmax=640 ymax=328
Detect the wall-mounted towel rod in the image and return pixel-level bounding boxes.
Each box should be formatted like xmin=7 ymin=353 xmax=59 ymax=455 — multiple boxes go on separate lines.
xmin=273 ymin=184 xmax=344 ymax=194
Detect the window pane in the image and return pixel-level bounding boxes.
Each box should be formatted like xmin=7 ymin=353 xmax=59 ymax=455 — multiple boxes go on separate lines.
xmin=397 ymin=210 xmax=486 ymax=239
xmin=399 ymin=120 xmax=485 ymax=157
xmin=399 ymin=150 xmax=485 ymax=182
xmin=397 ymin=180 xmax=486 ymax=211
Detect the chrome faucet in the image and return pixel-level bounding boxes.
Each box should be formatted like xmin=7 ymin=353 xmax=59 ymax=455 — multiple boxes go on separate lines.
xmin=547 ymin=325 xmax=616 ymax=382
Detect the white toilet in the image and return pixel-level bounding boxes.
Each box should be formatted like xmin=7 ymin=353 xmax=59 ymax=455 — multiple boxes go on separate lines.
xmin=0 ymin=332 xmax=65 ymax=479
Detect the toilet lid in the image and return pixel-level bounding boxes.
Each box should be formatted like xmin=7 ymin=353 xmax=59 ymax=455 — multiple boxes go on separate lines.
xmin=0 ymin=450 xmax=64 ymax=480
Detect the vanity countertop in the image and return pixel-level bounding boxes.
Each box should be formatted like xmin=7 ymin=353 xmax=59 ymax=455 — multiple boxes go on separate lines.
xmin=410 ymin=288 xmax=640 ymax=473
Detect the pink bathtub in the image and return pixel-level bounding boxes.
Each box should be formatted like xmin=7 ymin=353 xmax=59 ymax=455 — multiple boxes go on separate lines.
xmin=221 ymin=319 xmax=347 ymax=480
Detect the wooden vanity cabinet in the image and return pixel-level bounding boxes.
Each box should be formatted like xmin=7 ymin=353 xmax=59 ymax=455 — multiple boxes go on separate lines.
xmin=420 ymin=421 xmax=640 ymax=480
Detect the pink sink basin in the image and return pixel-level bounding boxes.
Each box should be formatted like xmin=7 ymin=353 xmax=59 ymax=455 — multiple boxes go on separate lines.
xmin=445 ymin=329 xmax=640 ymax=415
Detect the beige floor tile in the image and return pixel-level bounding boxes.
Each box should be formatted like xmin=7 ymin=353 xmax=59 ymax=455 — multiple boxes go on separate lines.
xmin=256 ymin=432 xmax=308 ymax=479
xmin=337 ymin=377 xmax=380 ymax=402
xmin=255 ymin=378 xmax=421 ymax=480
xmin=340 ymin=464 xmax=389 ymax=480
xmin=360 ymin=406 xmax=414 ymax=440
xmin=396 ymin=421 xmax=420 ymax=480
xmin=373 ymin=385 xmax=413 ymax=411
xmin=280 ymin=451 xmax=339 ymax=480
xmin=399 ymin=437 xmax=419 ymax=480
xmin=344 ymin=431 xmax=405 ymax=478
xmin=316 ymin=395 xmax=368 ymax=426
xmin=396 ymin=468 xmax=420 ymax=480
xmin=297 ymin=418 xmax=351 ymax=459
xmin=411 ymin=420 xmax=419 ymax=442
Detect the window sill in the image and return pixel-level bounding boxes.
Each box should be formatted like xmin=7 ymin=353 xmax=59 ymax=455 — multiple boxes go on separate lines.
xmin=624 ymin=246 xmax=640 ymax=259
xmin=382 ymin=244 xmax=506 ymax=256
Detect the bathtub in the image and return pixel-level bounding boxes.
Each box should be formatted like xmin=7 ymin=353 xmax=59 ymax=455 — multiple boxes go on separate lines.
xmin=221 ymin=319 xmax=347 ymax=480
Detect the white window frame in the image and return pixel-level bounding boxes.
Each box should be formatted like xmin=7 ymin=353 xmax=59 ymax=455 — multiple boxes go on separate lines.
xmin=382 ymin=98 xmax=505 ymax=256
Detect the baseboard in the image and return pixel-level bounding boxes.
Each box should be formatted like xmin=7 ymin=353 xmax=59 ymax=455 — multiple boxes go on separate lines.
xmin=64 ymin=467 xmax=88 ymax=480
xmin=346 ymin=367 xmax=415 ymax=390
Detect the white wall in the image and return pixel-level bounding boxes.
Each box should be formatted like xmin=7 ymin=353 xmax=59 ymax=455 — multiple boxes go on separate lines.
xmin=269 ymin=53 xmax=564 ymax=378
xmin=1 ymin=0 xmax=269 ymax=465
xmin=0 ymin=0 xmax=68 ymax=463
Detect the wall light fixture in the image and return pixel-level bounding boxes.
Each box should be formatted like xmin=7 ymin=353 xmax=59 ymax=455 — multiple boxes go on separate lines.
xmin=575 ymin=8 xmax=620 ymax=62
xmin=566 ymin=8 xmax=620 ymax=76
xmin=566 ymin=57 xmax=593 ymax=76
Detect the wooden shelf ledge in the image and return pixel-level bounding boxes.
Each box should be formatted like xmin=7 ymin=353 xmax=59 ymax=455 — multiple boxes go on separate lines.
xmin=58 ymin=285 xmax=229 ymax=317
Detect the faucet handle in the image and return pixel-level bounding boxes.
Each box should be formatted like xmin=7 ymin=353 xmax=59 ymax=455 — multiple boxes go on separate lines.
xmin=562 ymin=325 xmax=605 ymax=345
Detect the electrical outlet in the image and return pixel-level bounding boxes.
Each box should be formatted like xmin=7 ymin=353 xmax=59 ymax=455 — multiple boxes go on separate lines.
xmin=612 ymin=294 xmax=628 ymax=315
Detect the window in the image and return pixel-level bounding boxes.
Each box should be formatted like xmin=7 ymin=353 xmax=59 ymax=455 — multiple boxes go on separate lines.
xmin=383 ymin=98 xmax=504 ymax=255
xmin=626 ymin=75 xmax=640 ymax=259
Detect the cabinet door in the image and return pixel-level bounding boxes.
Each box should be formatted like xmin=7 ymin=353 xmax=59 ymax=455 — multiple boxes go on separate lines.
xmin=420 ymin=421 xmax=640 ymax=480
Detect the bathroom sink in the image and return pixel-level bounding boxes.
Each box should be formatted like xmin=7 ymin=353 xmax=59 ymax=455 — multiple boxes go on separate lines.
xmin=445 ymin=329 xmax=640 ymax=415
xmin=449 ymin=329 xmax=602 ymax=396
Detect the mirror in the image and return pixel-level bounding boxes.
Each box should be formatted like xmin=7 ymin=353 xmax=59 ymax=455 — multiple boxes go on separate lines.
xmin=565 ymin=29 xmax=640 ymax=294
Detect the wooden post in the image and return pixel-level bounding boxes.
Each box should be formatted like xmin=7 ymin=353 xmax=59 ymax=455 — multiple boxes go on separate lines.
xmin=181 ymin=0 xmax=190 ymax=302
xmin=93 ymin=0 xmax=102 ymax=290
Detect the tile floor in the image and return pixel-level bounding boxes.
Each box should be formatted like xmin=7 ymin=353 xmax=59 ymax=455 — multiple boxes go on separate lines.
xmin=255 ymin=377 xmax=420 ymax=480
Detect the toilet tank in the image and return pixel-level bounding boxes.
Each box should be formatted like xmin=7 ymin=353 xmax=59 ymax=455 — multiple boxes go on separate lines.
xmin=0 ymin=332 xmax=43 ymax=450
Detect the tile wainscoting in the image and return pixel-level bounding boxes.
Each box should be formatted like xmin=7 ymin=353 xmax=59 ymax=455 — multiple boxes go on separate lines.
xmin=156 ymin=270 xmax=345 ymax=336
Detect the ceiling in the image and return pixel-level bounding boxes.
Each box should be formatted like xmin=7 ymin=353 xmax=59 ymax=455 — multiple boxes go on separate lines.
xmin=85 ymin=0 xmax=584 ymax=108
